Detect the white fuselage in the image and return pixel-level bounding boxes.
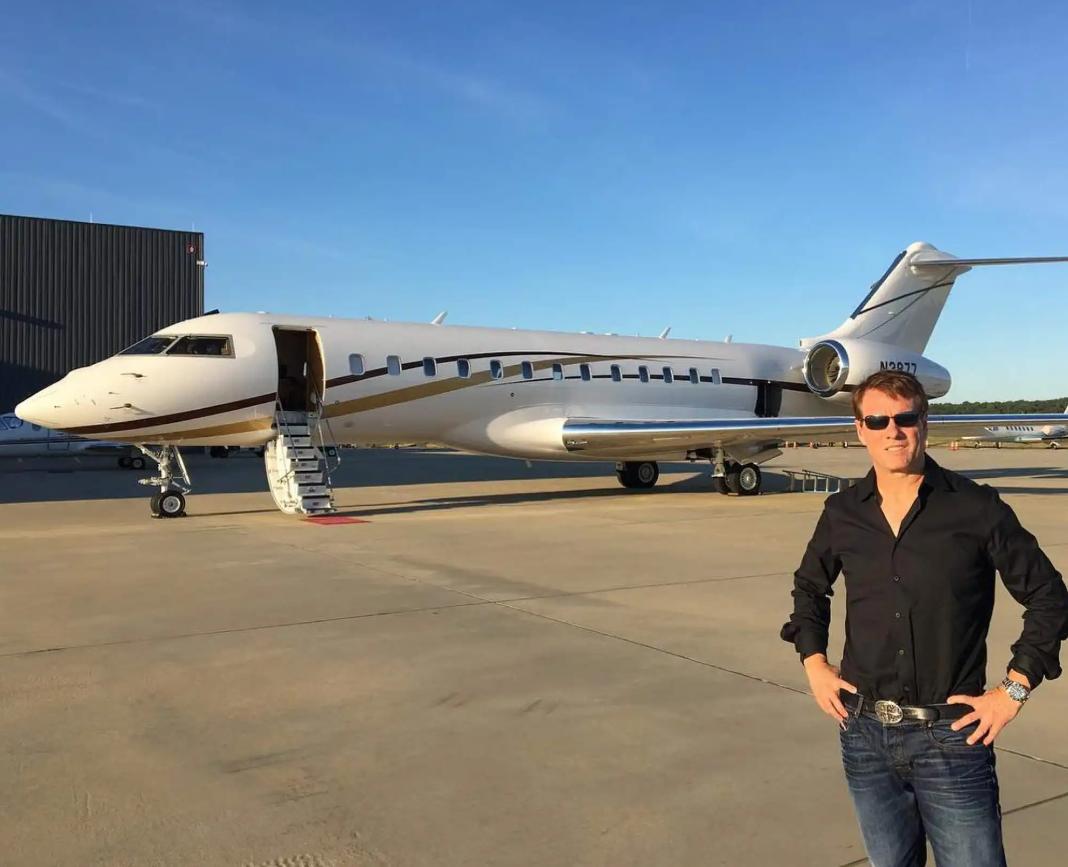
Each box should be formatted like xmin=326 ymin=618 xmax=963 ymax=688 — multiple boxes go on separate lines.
xmin=14 ymin=312 xmax=852 ymax=462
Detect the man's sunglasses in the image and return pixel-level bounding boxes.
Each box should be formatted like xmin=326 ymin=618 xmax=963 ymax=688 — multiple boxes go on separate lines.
xmin=860 ymin=412 xmax=924 ymax=430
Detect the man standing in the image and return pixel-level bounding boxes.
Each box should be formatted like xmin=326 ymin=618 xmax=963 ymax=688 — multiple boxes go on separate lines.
xmin=781 ymin=369 xmax=1068 ymax=867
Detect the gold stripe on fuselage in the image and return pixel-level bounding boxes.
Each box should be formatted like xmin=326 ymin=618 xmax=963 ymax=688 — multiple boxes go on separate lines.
xmin=104 ymin=417 xmax=274 ymax=443
xmin=322 ymin=355 xmax=612 ymax=419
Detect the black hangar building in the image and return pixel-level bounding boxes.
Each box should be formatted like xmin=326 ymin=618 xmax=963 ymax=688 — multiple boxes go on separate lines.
xmin=0 ymin=213 xmax=205 ymax=412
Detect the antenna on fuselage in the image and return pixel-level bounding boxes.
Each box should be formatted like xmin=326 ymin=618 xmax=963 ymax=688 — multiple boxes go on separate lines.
xmin=432 ymin=311 xmax=448 ymax=325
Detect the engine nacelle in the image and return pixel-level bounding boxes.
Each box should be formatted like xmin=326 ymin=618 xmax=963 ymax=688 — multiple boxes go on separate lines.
xmin=802 ymin=338 xmax=951 ymax=404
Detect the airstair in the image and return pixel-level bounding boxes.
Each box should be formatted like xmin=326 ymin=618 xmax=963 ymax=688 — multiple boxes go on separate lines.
xmin=264 ymin=408 xmax=338 ymax=515
xmin=783 ymin=468 xmax=856 ymax=494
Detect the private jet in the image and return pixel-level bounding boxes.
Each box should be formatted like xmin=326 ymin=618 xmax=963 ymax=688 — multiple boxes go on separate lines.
xmin=14 ymin=241 xmax=1068 ymax=518
xmin=0 ymin=412 xmax=145 ymax=467
xmin=962 ymin=409 xmax=1068 ymax=448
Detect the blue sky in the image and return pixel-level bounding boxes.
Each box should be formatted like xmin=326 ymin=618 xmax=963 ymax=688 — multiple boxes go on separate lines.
xmin=2 ymin=1 xmax=1066 ymax=401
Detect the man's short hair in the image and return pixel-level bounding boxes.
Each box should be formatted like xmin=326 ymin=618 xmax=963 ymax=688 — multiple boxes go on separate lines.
xmin=851 ymin=370 xmax=930 ymax=420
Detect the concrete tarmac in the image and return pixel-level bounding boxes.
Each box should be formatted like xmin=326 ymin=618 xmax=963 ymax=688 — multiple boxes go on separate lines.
xmin=1 ymin=446 xmax=1066 ymax=867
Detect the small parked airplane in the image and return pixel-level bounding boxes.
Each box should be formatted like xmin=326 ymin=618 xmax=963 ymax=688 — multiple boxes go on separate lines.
xmin=961 ymin=409 xmax=1068 ymax=448
xmin=14 ymin=241 xmax=1068 ymax=518
xmin=0 ymin=412 xmax=146 ymax=467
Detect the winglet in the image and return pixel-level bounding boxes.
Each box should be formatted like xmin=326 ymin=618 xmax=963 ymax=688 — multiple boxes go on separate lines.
xmin=658 ymin=327 xmax=671 ymax=339
xmin=432 ymin=311 xmax=448 ymax=325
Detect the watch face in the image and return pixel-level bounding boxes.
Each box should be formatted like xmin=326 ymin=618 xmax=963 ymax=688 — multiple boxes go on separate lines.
xmin=1004 ymin=680 xmax=1028 ymax=701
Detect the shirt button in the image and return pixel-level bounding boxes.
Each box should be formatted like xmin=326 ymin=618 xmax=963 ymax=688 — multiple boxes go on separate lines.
xmin=895 ymin=612 xmax=902 ymax=619
xmin=893 ymin=575 xmax=900 ymax=582
xmin=898 ymin=649 xmax=905 ymax=656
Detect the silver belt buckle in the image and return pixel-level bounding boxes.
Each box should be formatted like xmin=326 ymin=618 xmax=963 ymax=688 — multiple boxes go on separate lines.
xmin=874 ymin=700 xmax=904 ymax=725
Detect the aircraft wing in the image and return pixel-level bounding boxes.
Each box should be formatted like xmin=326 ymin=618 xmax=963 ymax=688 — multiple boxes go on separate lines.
xmin=561 ymin=413 xmax=1068 ymax=456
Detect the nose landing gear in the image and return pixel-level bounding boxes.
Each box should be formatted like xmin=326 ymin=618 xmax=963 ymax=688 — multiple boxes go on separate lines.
xmin=134 ymin=445 xmax=192 ymax=518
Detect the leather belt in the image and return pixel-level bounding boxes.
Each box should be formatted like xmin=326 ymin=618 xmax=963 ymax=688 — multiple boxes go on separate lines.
xmin=841 ymin=690 xmax=971 ymax=725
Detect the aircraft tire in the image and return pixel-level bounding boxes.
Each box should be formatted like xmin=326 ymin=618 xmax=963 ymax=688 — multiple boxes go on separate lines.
xmin=712 ymin=476 xmax=730 ymax=495
xmin=149 ymin=492 xmax=162 ymax=517
xmin=736 ymin=463 xmax=762 ymax=496
xmin=616 ymin=461 xmax=659 ymax=489
xmin=633 ymin=461 xmax=659 ymax=488
xmin=130 ymin=455 xmax=146 ymax=470
xmin=157 ymin=490 xmax=186 ymax=518
xmin=118 ymin=456 xmax=130 ymax=469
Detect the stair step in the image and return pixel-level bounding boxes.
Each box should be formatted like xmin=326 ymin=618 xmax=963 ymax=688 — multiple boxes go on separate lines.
xmin=291 ymin=459 xmax=321 ymax=473
xmin=301 ymin=496 xmax=335 ymax=512
xmin=294 ymin=471 xmax=323 ymax=485
xmin=283 ymin=446 xmax=319 ymax=461
xmin=298 ymin=484 xmax=330 ymax=497
xmin=281 ymin=434 xmax=313 ymax=447
xmin=278 ymin=425 xmax=311 ymax=437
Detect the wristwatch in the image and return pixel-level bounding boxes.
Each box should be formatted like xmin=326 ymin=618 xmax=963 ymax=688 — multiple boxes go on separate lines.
xmin=1001 ymin=677 xmax=1030 ymax=704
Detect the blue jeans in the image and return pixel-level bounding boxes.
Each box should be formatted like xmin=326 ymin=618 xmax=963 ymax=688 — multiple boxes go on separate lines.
xmin=839 ymin=712 xmax=1007 ymax=867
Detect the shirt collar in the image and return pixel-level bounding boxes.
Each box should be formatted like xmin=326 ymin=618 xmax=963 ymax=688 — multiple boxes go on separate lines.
xmin=856 ymin=453 xmax=954 ymax=500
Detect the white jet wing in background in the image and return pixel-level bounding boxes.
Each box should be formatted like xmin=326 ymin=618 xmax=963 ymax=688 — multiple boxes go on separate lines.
xmin=561 ymin=412 xmax=1068 ymax=457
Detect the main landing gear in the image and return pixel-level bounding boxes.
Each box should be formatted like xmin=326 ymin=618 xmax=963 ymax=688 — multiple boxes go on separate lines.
xmin=616 ymin=461 xmax=660 ymax=489
xmin=134 ymin=445 xmax=192 ymax=518
xmin=710 ymin=449 xmax=762 ymax=497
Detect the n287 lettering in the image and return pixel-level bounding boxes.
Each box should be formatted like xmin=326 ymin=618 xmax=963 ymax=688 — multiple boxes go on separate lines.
xmin=880 ymin=361 xmax=917 ymax=374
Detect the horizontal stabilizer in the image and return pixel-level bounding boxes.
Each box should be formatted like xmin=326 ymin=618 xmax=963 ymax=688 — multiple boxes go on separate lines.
xmin=911 ymin=253 xmax=1068 ymax=268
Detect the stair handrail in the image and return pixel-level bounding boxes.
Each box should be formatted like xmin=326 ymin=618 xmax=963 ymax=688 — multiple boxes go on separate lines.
xmin=308 ymin=380 xmax=342 ymax=482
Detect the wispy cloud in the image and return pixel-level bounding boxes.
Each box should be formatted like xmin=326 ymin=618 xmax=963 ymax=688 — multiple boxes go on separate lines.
xmin=52 ymin=80 xmax=154 ymax=109
xmin=0 ymin=67 xmax=89 ymax=132
xmin=157 ymin=1 xmax=552 ymax=126
xmin=0 ymin=65 xmax=213 ymax=167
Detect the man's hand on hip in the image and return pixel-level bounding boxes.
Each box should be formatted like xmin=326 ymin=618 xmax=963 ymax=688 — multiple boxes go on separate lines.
xmin=948 ymin=679 xmax=1027 ymax=746
xmin=803 ymin=654 xmax=858 ymax=722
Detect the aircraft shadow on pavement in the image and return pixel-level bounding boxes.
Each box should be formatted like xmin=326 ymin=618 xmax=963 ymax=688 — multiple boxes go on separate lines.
xmin=2 ymin=451 xmax=1064 ymax=508
xmin=0 ymin=451 xmax=710 ymax=506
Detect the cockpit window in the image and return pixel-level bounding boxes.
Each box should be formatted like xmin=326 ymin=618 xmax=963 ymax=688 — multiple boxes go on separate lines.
xmin=119 ymin=335 xmax=178 ymax=355
xmin=165 ymin=335 xmax=233 ymax=357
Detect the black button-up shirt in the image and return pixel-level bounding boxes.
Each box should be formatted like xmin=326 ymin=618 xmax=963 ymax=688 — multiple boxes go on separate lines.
xmin=781 ymin=455 xmax=1068 ymax=705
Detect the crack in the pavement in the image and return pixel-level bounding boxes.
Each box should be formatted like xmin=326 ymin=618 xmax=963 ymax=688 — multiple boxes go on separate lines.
xmin=0 ymin=600 xmax=484 ymax=659
xmin=496 ymin=602 xmax=811 ymax=696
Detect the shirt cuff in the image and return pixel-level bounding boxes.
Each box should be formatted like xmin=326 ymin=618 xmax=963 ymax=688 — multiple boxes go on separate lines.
xmin=1008 ymin=654 xmax=1044 ymax=690
xmin=781 ymin=622 xmax=827 ymax=663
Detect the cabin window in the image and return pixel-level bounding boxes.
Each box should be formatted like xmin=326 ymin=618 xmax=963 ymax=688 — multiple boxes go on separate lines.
xmin=552 ymin=363 xmax=564 ymax=380
xmin=689 ymin=367 xmax=699 ymax=384
xmin=580 ymin=363 xmax=591 ymax=381
xmin=490 ymin=360 xmax=503 ymax=379
xmin=709 ymin=368 xmax=722 ymax=385
xmin=120 ymin=335 xmax=177 ymax=355
xmin=663 ymin=366 xmax=673 ymax=383
xmin=387 ymin=355 xmax=402 ymax=376
xmin=639 ymin=365 xmax=649 ymax=383
xmin=457 ymin=359 xmax=470 ymax=378
xmin=610 ymin=364 xmax=622 ymax=382
xmin=423 ymin=357 xmax=437 ymax=377
xmin=348 ymin=354 xmax=365 ymax=376
xmin=521 ymin=361 xmax=534 ymax=380
xmin=165 ymin=335 xmax=233 ymax=357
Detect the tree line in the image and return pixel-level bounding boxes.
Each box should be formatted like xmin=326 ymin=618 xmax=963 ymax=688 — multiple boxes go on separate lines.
xmin=930 ymin=398 xmax=1068 ymax=415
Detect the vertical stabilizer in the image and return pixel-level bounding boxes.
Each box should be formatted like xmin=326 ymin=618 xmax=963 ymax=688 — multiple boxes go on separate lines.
xmin=802 ymin=242 xmax=1068 ymax=354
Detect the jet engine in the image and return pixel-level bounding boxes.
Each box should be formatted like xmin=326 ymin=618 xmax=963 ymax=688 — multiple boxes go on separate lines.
xmin=801 ymin=338 xmax=951 ymax=404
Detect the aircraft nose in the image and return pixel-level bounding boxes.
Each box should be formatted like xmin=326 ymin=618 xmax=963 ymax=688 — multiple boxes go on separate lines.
xmin=14 ymin=392 xmax=50 ymax=426
xmin=14 ymin=379 xmax=74 ymax=428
